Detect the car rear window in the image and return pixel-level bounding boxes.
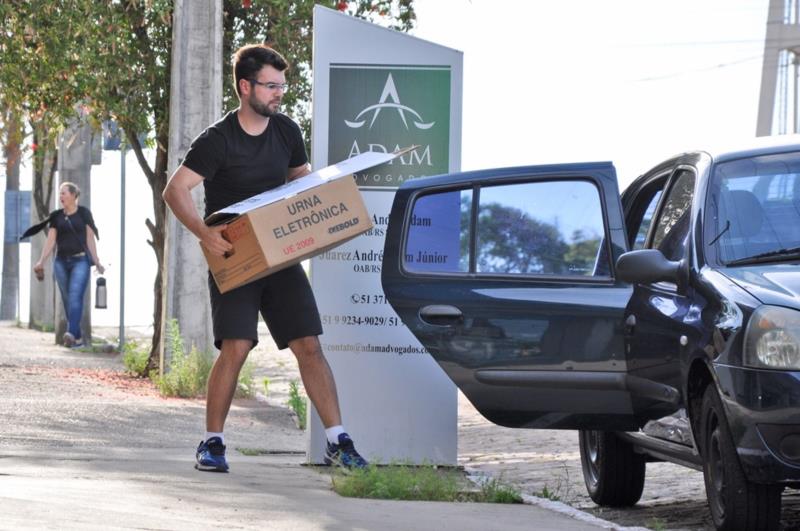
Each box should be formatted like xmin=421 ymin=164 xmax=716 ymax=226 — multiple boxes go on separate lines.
xmin=404 ymin=179 xmax=610 ymax=278
xmin=404 ymin=189 xmax=472 ymax=273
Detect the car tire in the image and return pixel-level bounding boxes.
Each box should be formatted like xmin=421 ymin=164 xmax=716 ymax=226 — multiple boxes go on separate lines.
xmin=579 ymin=429 xmax=646 ymax=507
xmin=700 ymin=385 xmax=781 ymax=531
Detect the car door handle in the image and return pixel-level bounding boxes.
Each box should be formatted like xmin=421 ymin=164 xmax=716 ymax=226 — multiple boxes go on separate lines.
xmin=420 ymin=305 xmax=464 ymax=326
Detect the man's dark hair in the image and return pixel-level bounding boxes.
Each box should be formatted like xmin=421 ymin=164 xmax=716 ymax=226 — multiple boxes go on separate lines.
xmin=233 ymin=44 xmax=289 ymax=97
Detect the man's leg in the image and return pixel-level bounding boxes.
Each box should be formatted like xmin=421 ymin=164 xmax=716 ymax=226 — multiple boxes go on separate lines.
xmin=199 ymin=272 xmax=261 ymax=472
xmin=288 ymin=335 xmax=341 ymax=427
xmin=206 ymin=338 xmax=253 ymax=432
xmin=289 ymin=335 xmax=368 ymax=468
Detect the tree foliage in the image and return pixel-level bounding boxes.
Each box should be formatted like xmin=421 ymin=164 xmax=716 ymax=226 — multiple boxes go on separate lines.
xmin=222 ymin=0 xmax=415 ymax=143
xmin=1 ymin=0 xmax=415 ymax=372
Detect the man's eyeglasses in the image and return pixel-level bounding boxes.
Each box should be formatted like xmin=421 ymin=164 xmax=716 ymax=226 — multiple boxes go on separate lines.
xmin=250 ymin=80 xmax=289 ymax=92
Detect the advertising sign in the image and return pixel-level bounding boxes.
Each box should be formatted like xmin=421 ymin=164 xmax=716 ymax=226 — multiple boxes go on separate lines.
xmin=310 ymin=6 xmax=462 ymax=464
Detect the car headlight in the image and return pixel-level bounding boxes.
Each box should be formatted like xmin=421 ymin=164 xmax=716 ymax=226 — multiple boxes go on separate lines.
xmin=744 ymin=305 xmax=800 ymax=370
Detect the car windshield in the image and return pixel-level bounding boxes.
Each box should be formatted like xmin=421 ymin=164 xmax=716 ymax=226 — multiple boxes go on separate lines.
xmin=707 ymin=150 xmax=800 ymax=264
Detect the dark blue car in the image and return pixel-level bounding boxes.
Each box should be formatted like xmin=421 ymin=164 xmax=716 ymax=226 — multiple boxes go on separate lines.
xmin=382 ymin=138 xmax=800 ymax=531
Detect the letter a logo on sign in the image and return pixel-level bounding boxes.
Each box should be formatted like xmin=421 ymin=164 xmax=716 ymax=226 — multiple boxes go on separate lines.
xmin=344 ymin=73 xmax=435 ymax=130
xmin=328 ymin=64 xmax=450 ymax=187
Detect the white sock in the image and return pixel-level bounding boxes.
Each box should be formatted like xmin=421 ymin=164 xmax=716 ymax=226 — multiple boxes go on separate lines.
xmin=205 ymin=431 xmax=224 ymax=444
xmin=325 ymin=425 xmax=346 ymax=445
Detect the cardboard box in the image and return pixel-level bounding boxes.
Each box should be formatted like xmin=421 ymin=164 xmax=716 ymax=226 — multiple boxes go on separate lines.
xmin=203 ymin=147 xmax=414 ymax=293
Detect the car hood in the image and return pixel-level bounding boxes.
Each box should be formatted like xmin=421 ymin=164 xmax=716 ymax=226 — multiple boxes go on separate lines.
xmin=721 ymin=263 xmax=800 ymax=309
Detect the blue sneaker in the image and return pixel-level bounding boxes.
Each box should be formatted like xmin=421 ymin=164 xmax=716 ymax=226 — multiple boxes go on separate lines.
xmin=324 ymin=433 xmax=368 ymax=469
xmin=195 ymin=437 xmax=229 ymax=472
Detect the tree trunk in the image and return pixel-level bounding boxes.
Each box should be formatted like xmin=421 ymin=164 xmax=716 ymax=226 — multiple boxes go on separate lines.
xmin=28 ymin=122 xmax=57 ymax=331
xmin=125 ymin=125 xmax=168 ymax=375
xmin=147 ymin=147 xmax=167 ymax=374
xmin=1 ymin=112 xmax=22 ymax=320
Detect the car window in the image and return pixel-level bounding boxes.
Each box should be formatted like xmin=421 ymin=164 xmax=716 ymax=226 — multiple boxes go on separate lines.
xmin=475 ymin=180 xmax=608 ymax=276
xmin=404 ymin=189 xmax=472 ymax=273
xmin=707 ymin=151 xmax=800 ymax=263
xmin=403 ymin=180 xmax=611 ymax=277
xmin=650 ymin=169 xmax=695 ymax=262
xmin=630 ymin=188 xmax=663 ymax=250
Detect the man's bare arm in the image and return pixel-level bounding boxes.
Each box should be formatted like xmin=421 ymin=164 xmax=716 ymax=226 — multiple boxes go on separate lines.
xmin=287 ymin=162 xmax=311 ymax=182
xmin=162 ymin=165 xmax=232 ymax=256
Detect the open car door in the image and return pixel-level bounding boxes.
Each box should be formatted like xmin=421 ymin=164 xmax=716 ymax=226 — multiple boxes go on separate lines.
xmin=382 ymin=163 xmax=670 ymax=431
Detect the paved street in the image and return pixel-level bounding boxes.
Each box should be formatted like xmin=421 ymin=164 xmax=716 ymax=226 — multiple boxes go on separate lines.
xmin=4 ymin=321 xmax=798 ymax=530
xmin=0 ymin=322 xmax=621 ymax=531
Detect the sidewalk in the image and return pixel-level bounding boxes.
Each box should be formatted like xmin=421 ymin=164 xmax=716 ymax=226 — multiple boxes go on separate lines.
xmin=0 ymin=322 xmax=620 ymax=531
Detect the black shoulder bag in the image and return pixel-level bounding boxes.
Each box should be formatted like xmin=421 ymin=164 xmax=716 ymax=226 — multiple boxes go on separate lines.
xmin=64 ymin=212 xmax=96 ymax=266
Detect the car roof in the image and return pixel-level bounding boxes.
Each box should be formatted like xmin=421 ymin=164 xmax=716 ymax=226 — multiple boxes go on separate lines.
xmin=691 ymin=134 xmax=800 ymax=163
xmin=623 ymin=135 xmax=800 ymax=191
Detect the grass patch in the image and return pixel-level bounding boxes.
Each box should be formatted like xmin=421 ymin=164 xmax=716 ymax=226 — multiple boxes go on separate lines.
xmin=479 ymin=476 xmax=525 ymax=503
xmin=154 ymin=343 xmax=212 ymax=397
xmin=287 ymin=379 xmax=307 ymax=429
xmin=30 ymin=320 xmax=55 ymax=333
xmin=123 ymin=340 xmax=150 ymax=375
xmin=155 ymin=320 xmax=213 ymax=397
xmin=237 ymin=447 xmax=263 ymax=456
xmin=146 ymin=318 xmax=255 ymax=398
xmin=235 ymin=359 xmax=255 ymax=398
xmin=235 ymin=447 xmax=304 ymax=456
xmin=536 ymin=485 xmax=560 ymax=501
xmin=331 ymin=464 xmax=522 ymax=503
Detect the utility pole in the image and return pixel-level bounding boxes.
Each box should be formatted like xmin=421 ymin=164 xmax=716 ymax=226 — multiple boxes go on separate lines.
xmin=757 ymin=0 xmax=800 ymax=135
xmin=55 ymin=109 xmax=93 ymax=343
xmin=160 ymin=0 xmax=222 ymax=370
xmin=119 ymin=138 xmax=127 ymax=350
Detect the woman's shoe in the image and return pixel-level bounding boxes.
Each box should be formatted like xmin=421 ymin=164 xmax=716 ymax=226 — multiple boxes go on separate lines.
xmin=63 ymin=332 xmax=75 ymax=347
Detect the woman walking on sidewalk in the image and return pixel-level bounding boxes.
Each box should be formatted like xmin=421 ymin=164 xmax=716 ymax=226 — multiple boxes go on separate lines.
xmin=31 ymin=182 xmax=104 ymax=347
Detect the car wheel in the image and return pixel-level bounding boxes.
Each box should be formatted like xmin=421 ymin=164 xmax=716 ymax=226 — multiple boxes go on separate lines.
xmin=700 ymin=385 xmax=781 ymax=531
xmin=579 ymin=429 xmax=646 ymax=506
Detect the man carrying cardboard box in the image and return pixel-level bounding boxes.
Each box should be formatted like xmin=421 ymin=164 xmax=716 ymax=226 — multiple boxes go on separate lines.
xmin=163 ymin=44 xmax=367 ymax=472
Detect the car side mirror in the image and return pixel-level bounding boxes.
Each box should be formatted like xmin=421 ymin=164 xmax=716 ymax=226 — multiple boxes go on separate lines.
xmin=616 ymin=249 xmax=688 ymax=289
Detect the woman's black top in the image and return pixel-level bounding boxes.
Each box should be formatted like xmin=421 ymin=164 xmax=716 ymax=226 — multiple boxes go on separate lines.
xmin=47 ymin=207 xmax=98 ymax=258
xmin=19 ymin=206 xmax=100 ymax=259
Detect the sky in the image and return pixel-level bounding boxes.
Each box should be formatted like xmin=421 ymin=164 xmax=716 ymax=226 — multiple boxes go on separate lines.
xmin=0 ymin=0 xmax=776 ymax=327
xmin=410 ymin=0 xmax=770 ymax=187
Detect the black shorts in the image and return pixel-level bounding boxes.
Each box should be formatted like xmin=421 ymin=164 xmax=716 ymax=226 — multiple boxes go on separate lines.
xmin=208 ymin=264 xmax=323 ymax=350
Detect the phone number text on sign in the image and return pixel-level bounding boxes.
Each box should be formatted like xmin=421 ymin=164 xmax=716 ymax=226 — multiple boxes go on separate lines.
xmin=321 ymin=314 xmax=402 ymax=327
xmin=349 ymin=293 xmax=388 ymax=305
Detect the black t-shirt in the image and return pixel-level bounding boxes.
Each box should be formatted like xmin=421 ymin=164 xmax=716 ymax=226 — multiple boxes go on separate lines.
xmin=49 ymin=206 xmax=95 ymax=258
xmin=182 ymin=111 xmax=308 ymax=218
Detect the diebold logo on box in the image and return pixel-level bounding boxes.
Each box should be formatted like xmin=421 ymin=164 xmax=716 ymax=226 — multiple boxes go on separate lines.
xmin=329 ymin=65 xmax=451 ymax=189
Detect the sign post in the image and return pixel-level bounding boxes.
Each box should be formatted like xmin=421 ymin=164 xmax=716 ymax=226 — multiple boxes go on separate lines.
xmin=310 ymin=6 xmax=462 ymax=464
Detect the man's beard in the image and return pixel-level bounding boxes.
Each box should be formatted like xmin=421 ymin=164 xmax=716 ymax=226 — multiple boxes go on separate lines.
xmin=250 ymin=95 xmax=280 ymax=117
